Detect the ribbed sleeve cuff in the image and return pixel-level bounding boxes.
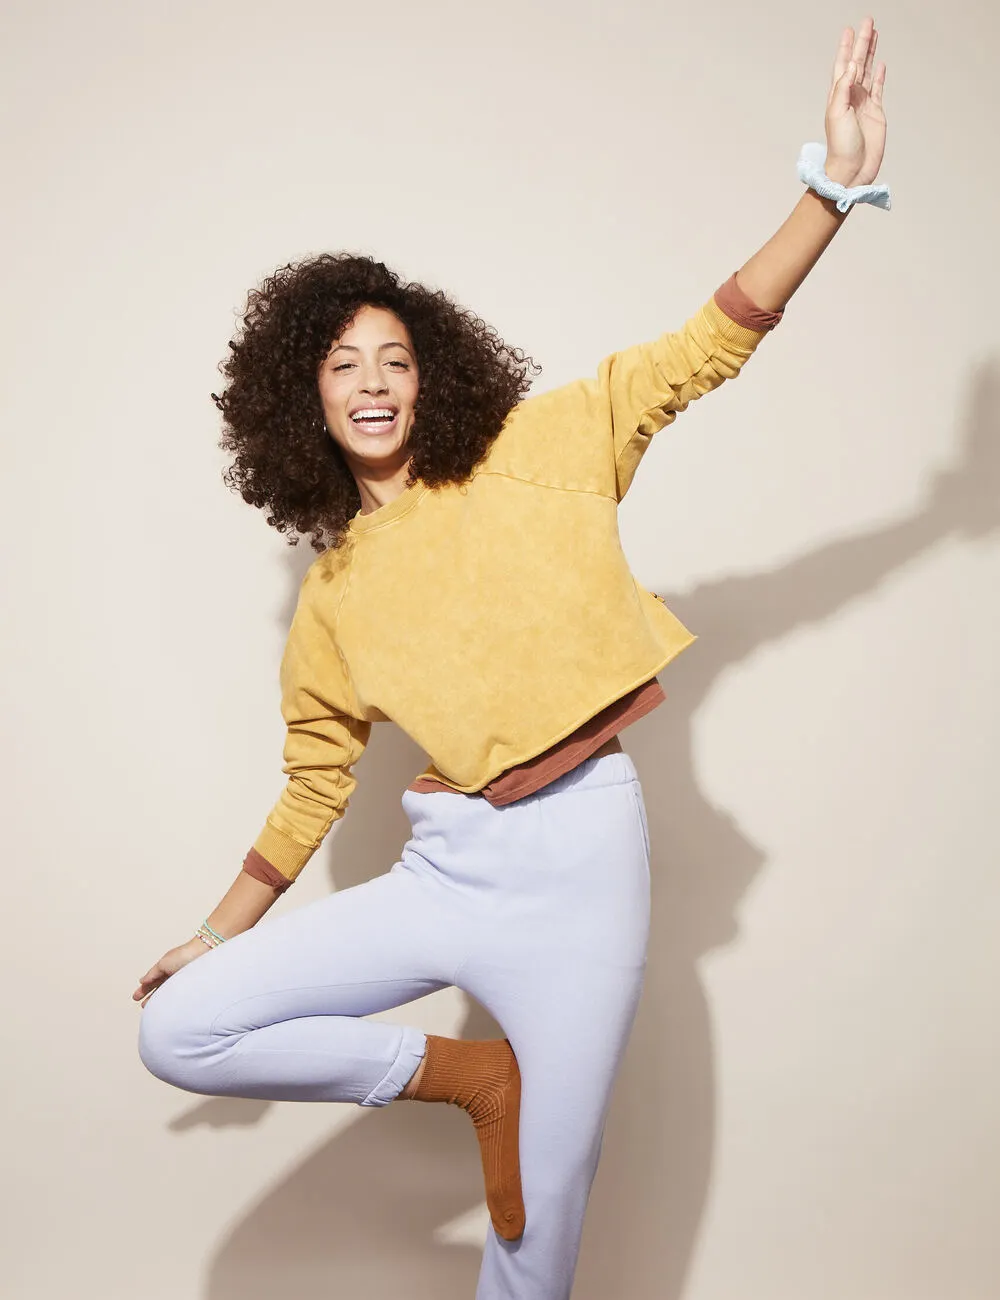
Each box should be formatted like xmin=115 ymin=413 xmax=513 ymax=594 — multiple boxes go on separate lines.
xmin=701 ymin=297 xmax=772 ymax=355
xmin=248 ymin=822 xmax=322 ymax=886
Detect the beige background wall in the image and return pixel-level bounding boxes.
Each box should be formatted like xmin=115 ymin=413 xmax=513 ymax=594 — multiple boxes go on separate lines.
xmin=3 ymin=0 xmax=998 ymax=1296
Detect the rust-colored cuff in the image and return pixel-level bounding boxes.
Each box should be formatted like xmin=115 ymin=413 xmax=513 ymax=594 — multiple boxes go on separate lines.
xmin=714 ymin=271 xmax=785 ymax=330
xmin=241 ymin=847 xmax=293 ymax=892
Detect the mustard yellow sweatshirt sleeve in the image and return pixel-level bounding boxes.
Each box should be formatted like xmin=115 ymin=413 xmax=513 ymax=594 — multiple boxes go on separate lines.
xmin=590 ymin=295 xmax=772 ymax=501
xmin=250 ymin=563 xmax=371 ymax=884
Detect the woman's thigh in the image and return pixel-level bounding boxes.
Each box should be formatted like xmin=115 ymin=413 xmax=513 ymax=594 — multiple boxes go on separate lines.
xmin=137 ymin=862 xmax=467 ymax=1103
xmin=151 ymin=867 xmax=464 ymax=1020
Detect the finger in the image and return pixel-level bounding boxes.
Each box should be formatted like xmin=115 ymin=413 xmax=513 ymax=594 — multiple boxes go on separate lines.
xmin=832 ymin=26 xmax=854 ymax=90
xmin=137 ymin=976 xmax=166 ymax=1005
xmin=862 ymin=25 xmax=878 ymax=91
xmin=853 ymin=16 xmax=872 ymax=75
xmin=872 ymin=60 xmax=886 ymax=105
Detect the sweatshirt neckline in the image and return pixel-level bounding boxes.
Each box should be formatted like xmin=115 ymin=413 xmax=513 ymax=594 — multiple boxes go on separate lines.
xmin=348 ymin=480 xmax=429 ymax=534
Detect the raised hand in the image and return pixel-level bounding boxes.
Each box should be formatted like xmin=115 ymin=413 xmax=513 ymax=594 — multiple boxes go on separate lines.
xmin=824 ymin=16 xmax=887 ymax=187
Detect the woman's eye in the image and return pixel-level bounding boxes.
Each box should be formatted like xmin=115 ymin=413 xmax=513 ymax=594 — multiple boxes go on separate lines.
xmin=333 ymin=359 xmax=408 ymax=372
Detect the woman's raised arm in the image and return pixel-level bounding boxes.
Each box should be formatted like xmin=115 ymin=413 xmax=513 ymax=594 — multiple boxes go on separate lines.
xmin=734 ymin=17 xmax=888 ymax=313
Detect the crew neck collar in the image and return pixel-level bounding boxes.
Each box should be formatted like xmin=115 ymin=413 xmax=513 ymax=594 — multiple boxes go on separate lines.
xmin=348 ymin=480 xmax=429 ymax=534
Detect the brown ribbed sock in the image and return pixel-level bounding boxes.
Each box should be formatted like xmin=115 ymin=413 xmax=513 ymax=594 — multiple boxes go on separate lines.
xmin=405 ymin=1035 xmax=525 ymax=1240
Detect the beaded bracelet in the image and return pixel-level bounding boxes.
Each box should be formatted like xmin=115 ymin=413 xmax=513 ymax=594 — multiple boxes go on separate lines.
xmin=195 ymin=920 xmax=227 ymax=949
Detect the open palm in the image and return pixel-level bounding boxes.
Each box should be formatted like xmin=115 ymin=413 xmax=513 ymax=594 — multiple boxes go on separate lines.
xmin=825 ymin=16 xmax=887 ymax=187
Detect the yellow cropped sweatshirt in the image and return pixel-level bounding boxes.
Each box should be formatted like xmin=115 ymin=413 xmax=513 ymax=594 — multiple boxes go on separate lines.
xmin=251 ymin=282 xmax=777 ymax=883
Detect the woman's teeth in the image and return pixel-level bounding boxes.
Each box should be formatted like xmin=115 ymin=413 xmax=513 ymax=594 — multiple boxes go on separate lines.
xmin=351 ymin=408 xmax=397 ymax=431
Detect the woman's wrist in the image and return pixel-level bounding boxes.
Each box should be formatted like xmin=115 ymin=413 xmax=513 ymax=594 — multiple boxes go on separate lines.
xmin=201 ymin=868 xmax=283 ymax=942
xmin=824 ymin=159 xmax=860 ymax=188
xmin=194 ymin=920 xmax=227 ymax=950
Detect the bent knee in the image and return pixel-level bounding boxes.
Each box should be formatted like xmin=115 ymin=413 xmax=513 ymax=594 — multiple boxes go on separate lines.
xmin=137 ymin=980 xmax=212 ymax=1092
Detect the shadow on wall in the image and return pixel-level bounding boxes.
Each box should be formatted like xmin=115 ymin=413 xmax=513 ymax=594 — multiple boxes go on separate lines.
xmin=168 ymin=357 xmax=1000 ymax=1300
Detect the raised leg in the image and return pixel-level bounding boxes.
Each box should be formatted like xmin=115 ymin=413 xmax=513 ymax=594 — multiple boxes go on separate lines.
xmin=137 ymin=865 xmax=461 ymax=1106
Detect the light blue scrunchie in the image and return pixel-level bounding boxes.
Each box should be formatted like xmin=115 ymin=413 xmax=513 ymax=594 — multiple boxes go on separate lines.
xmin=797 ymin=141 xmax=892 ymax=213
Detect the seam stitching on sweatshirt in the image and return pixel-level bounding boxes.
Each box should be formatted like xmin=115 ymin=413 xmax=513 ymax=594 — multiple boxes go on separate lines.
xmin=346 ymin=486 xmax=430 ymax=535
xmin=474 ymin=468 xmax=616 ymax=502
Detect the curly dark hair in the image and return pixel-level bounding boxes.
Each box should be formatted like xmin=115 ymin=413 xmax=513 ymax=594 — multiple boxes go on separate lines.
xmin=212 ymin=252 xmax=541 ymax=552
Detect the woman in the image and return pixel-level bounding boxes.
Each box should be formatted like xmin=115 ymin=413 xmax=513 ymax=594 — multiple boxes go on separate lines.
xmin=134 ymin=21 xmax=887 ymax=1298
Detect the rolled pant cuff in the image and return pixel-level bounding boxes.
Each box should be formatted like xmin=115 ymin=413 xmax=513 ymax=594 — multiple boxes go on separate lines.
xmin=361 ymin=1025 xmax=427 ymax=1107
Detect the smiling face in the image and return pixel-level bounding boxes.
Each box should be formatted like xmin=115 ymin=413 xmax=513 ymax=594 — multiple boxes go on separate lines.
xmin=317 ymin=305 xmax=420 ymax=492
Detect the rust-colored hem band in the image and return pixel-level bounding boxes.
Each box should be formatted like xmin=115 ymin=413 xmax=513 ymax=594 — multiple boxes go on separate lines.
xmin=714 ymin=271 xmax=785 ymax=330
xmin=241 ymin=847 xmax=293 ymax=892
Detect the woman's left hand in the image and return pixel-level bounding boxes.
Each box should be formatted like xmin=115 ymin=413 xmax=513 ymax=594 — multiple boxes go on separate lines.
xmin=824 ymin=16 xmax=888 ymax=187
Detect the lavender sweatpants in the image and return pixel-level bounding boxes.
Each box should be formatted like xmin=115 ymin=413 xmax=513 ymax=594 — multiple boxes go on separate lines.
xmin=138 ymin=749 xmax=651 ymax=1300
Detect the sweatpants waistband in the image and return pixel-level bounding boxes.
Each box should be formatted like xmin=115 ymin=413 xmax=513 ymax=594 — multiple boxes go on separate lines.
xmin=529 ymin=746 xmax=640 ymax=800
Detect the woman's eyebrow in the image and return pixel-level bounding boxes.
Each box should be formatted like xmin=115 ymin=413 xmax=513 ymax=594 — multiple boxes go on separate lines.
xmin=328 ymin=341 xmax=413 ymax=354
